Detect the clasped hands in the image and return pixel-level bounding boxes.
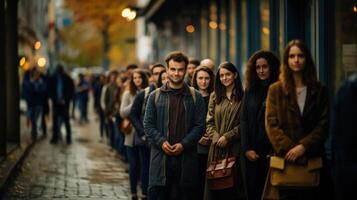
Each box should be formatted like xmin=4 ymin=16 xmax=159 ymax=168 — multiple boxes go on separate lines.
xmin=161 ymin=141 xmax=184 ymax=156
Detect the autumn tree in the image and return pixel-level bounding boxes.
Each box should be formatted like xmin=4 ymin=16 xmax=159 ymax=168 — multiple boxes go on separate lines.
xmin=63 ymin=0 xmax=136 ymax=69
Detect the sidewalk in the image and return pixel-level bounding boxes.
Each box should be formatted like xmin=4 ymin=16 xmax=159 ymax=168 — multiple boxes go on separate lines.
xmin=2 ymin=112 xmax=131 ymax=199
xmin=0 ymin=114 xmax=33 ymax=197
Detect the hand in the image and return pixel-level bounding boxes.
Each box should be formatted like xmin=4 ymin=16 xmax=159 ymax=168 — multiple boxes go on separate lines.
xmin=216 ymin=136 xmax=228 ymax=148
xmin=285 ymin=144 xmax=306 ymax=162
xmin=161 ymin=141 xmax=174 ymax=155
xmin=171 ymin=143 xmax=184 ymax=156
xmin=245 ymin=150 xmax=260 ymax=161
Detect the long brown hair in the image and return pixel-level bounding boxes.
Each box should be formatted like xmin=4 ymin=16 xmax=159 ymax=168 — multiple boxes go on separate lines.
xmin=214 ymin=62 xmax=243 ymax=104
xmin=280 ymin=39 xmax=318 ymax=95
xmin=244 ymin=50 xmax=280 ymax=90
xmin=129 ymin=69 xmax=149 ymax=95
xmin=192 ymin=66 xmax=214 ymax=94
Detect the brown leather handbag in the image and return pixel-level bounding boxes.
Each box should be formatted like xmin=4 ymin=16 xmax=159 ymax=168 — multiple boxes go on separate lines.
xmin=269 ymin=156 xmax=322 ymax=188
xmin=120 ymin=118 xmax=132 ymax=135
xmin=206 ymin=145 xmax=236 ymax=190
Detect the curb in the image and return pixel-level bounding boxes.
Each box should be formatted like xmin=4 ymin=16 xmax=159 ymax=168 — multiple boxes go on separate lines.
xmin=0 ymin=142 xmax=34 ymax=198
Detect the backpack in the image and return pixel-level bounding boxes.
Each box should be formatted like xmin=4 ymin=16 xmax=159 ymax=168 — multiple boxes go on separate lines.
xmin=141 ymin=86 xmax=152 ymax=116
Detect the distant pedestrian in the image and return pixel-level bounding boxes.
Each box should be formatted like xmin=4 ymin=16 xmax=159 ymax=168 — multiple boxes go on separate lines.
xmin=27 ymin=67 xmax=47 ymax=141
xmin=184 ymin=58 xmax=200 ymax=86
xmin=76 ymin=73 xmax=90 ymax=124
xmin=48 ymin=64 xmax=75 ymax=144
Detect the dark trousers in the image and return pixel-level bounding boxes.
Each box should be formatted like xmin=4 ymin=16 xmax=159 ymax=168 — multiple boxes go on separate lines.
xmin=97 ymin=107 xmax=105 ymax=138
xmin=52 ymin=103 xmax=71 ymax=143
xmin=245 ymin=157 xmax=269 ymax=200
xmin=148 ymin=156 xmax=196 ymax=200
xmin=126 ymin=145 xmax=150 ymax=195
xmin=78 ymin=98 xmax=88 ymax=122
xmin=29 ymin=105 xmax=43 ymax=140
xmin=198 ymin=153 xmax=208 ymax=200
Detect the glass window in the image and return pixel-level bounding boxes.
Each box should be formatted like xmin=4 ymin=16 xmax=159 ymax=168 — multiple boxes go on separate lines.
xmin=241 ymin=0 xmax=248 ymax=70
xmin=209 ymin=2 xmax=218 ymax=60
xmin=332 ymin=0 xmax=357 ymax=94
xmin=200 ymin=6 xmax=209 ymax=59
xmin=260 ymin=0 xmax=270 ymax=50
xmin=229 ymin=0 xmax=237 ymax=65
xmin=220 ymin=0 xmax=227 ymax=62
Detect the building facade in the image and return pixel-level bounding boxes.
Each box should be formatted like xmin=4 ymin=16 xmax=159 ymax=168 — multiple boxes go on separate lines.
xmin=140 ymin=0 xmax=356 ymax=95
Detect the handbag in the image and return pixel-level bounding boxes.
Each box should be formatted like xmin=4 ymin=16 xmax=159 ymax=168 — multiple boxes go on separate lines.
xmin=120 ymin=118 xmax=132 ymax=135
xmin=206 ymin=145 xmax=236 ymax=190
xmin=269 ymin=156 xmax=322 ymax=188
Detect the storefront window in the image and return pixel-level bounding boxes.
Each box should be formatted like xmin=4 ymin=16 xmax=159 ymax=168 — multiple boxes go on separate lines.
xmin=209 ymin=2 xmax=217 ymax=60
xmin=229 ymin=0 xmax=237 ymax=66
xmin=241 ymin=0 xmax=248 ymax=71
xmin=200 ymin=6 xmax=209 ymax=59
xmin=220 ymin=0 xmax=227 ymax=62
xmin=260 ymin=0 xmax=270 ymax=50
xmin=332 ymin=0 xmax=357 ymax=93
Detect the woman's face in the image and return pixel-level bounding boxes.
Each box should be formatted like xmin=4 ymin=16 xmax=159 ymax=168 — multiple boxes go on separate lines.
xmin=256 ymin=57 xmax=271 ymax=81
xmin=161 ymin=72 xmax=168 ymax=85
xmin=288 ymin=45 xmax=306 ymax=72
xmin=219 ymin=67 xmax=236 ymax=88
xmin=196 ymin=70 xmax=210 ymax=91
xmin=133 ymin=72 xmax=143 ymax=88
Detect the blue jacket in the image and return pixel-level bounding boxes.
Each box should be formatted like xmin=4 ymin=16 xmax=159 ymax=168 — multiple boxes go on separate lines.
xmin=143 ymin=83 xmax=206 ymax=187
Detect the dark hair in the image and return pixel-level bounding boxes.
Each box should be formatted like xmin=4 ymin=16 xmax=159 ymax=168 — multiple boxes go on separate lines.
xmin=56 ymin=64 xmax=64 ymax=74
xmin=165 ymin=51 xmax=189 ymax=69
xmin=129 ymin=69 xmax=149 ymax=95
xmin=280 ymin=39 xmax=317 ymax=95
xmin=188 ymin=59 xmax=200 ymax=67
xmin=151 ymin=63 xmax=165 ymax=73
xmin=192 ymin=66 xmax=214 ymax=94
xmin=157 ymin=70 xmax=167 ymax=88
xmin=126 ymin=64 xmax=138 ymax=71
xmin=245 ymin=50 xmax=280 ymax=90
xmin=215 ymin=62 xmax=243 ymax=104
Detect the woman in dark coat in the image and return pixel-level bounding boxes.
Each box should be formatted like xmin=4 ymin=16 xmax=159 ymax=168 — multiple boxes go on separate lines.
xmin=264 ymin=39 xmax=331 ymax=199
xmin=204 ymin=62 xmax=246 ymax=200
xmin=241 ymin=50 xmax=280 ymax=200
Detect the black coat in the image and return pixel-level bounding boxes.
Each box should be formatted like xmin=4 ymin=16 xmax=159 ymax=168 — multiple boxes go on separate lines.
xmin=332 ymin=73 xmax=357 ymax=199
xmin=241 ymin=85 xmax=272 ymax=157
xmin=47 ymin=73 xmax=75 ymax=106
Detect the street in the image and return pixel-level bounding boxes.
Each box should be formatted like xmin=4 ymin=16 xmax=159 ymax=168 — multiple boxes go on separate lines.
xmin=3 ymin=113 xmax=131 ymax=200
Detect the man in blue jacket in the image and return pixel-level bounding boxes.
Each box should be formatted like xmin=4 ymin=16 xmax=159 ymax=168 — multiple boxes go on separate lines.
xmin=144 ymin=51 xmax=206 ymax=200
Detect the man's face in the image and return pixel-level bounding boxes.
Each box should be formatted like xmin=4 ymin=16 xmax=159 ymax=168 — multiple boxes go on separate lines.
xmin=152 ymin=66 xmax=165 ymax=84
xmin=187 ymin=63 xmax=197 ymax=77
xmin=167 ymin=60 xmax=186 ymax=85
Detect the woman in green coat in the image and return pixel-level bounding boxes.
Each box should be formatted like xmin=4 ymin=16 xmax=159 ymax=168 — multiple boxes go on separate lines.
xmin=204 ymin=62 xmax=246 ymax=200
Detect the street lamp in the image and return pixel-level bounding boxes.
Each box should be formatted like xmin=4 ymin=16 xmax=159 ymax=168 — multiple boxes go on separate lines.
xmin=121 ymin=7 xmax=139 ymax=21
xmin=34 ymin=41 xmax=41 ymax=50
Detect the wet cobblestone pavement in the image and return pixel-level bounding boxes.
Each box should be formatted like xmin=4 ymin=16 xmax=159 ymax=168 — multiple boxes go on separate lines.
xmin=2 ymin=117 xmax=131 ymax=200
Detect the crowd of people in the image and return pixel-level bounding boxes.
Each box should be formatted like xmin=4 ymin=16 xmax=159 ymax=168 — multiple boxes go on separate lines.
xmin=20 ymin=39 xmax=356 ymax=200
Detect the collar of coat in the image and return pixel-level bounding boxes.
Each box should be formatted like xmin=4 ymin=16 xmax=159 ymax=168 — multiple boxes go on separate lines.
xmin=284 ymin=82 xmax=322 ymax=117
xmin=160 ymin=82 xmax=192 ymax=96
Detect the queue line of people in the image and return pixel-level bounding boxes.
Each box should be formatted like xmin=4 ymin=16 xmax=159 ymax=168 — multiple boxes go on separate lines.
xmin=24 ymin=38 xmax=348 ymax=200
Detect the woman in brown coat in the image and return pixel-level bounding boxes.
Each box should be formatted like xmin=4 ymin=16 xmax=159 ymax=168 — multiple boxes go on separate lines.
xmin=204 ymin=62 xmax=246 ymax=200
xmin=265 ymin=39 xmax=331 ymax=199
